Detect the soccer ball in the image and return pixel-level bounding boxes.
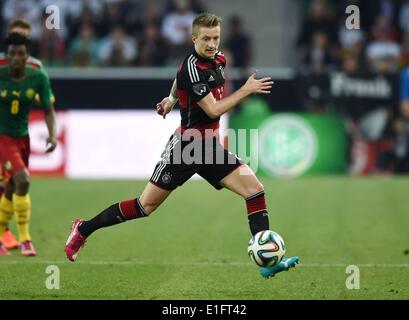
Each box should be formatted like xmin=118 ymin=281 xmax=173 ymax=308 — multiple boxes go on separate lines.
xmin=247 ymin=230 xmax=286 ymax=267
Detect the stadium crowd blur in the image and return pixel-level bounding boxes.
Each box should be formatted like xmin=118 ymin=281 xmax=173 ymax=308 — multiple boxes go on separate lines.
xmin=0 ymin=0 xmax=251 ymax=69
xmin=295 ymin=0 xmax=409 ymax=174
xmin=1 ymin=0 xmax=408 ymax=174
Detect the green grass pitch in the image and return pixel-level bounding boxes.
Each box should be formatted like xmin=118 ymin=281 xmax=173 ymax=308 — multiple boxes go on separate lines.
xmin=1 ymin=176 xmax=408 ymax=300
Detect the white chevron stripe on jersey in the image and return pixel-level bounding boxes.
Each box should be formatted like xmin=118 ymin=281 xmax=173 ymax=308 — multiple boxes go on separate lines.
xmin=192 ymin=57 xmax=198 ymax=81
xmin=187 ymin=55 xmax=196 ymax=83
xmin=187 ymin=55 xmax=199 ymax=83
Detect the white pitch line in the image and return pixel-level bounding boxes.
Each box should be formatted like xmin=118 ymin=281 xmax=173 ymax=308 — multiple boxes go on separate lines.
xmin=0 ymin=260 xmax=409 ymax=268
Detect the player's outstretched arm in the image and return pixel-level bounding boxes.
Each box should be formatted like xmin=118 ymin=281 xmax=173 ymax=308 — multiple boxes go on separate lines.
xmin=43 ymin=106 xmax=57 ymax=153
xmin=198 ymin=71 xmax=273 ymax=119
xmin=156 ymin=78 xmax=178 ymax=119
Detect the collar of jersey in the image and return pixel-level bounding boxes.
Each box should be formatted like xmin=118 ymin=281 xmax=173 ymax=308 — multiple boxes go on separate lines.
xmin=192 ymin=49 xmax=217 ymax=63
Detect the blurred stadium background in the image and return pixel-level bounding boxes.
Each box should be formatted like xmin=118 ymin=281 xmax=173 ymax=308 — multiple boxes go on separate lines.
xmin=1 ymin=0 xmax=409 ymax=300
xmin=1 ymin=0 xmax=407 ymax=178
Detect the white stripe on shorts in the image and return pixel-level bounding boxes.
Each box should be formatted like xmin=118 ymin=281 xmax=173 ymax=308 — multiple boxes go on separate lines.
xmin=152 ymin=136 xmax=179 ymax=182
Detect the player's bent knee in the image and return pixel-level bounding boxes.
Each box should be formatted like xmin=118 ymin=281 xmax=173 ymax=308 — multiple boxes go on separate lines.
xmin=255 ymin=182 xmax=264 ymax=193
xmin=13 ymin=176 xmax=30 ymax=192
xmin=245 ymin=182 xmax=264 ymax=197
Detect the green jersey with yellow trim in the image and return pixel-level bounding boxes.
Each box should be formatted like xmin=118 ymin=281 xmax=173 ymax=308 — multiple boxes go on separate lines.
xmin=0 ymin=65 xmax=53 ymax=137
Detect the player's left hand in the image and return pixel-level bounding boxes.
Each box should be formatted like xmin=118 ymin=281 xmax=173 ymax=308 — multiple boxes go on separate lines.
xmin=46 ymin=137 xmax=57 ymax=153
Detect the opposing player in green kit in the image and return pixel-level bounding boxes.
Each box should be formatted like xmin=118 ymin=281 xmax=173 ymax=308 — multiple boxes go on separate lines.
xmin=0 ymin=33 xmax=57 ymax=256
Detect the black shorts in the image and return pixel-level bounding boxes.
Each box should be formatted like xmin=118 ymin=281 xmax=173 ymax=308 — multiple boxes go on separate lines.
xmin=150 ymin=133 xmax=243 ymax=191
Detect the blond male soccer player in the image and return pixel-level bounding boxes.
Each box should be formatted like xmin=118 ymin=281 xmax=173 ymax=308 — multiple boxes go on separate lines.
xmin=65 ymin=13 xmax=298 ymax=278
xmin=0 ymin=33 xmax=57 ymax=256
xmin=0 ymin=19 xmax=56 ymax=250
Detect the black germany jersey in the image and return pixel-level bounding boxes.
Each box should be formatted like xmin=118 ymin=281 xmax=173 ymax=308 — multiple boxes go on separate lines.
xmin=176 ymin=49 xmax=226 ymax=136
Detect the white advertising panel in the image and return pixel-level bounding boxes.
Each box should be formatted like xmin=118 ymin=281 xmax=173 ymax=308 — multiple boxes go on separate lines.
xmin=28 ymin=110 xmax=228 ymax=179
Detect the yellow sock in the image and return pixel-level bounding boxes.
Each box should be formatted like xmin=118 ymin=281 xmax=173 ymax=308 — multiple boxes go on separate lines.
xmin=13 ymin=194 xmax=31 ymax=242
xmin=0 ymin=195 xmax=14 ymax=239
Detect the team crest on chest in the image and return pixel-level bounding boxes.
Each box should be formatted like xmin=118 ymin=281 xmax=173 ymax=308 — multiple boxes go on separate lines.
xmin=26 ymin=88 xmax=35 ymax=99
xmin=1 ymin=89 xmax=7 ymax=98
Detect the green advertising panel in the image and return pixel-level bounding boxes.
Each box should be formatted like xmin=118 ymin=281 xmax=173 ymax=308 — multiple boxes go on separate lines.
xmin=229 ymin=98 xmax=348 ymax=178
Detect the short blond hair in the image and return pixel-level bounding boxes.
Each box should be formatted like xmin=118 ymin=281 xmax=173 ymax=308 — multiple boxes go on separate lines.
xmin=192 ymin=13 xmax=222 ymax=36
xmin=7 ymin=19 xmax=31 ymax=33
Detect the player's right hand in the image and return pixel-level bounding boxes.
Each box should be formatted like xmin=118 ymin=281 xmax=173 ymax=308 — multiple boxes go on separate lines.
xmin=46 ymin=136 xmax=57 ymax=153
xmin=156 ymin=97 xmax=174 ymax=119
xmin=243 ymin=70 xmax=274 ymax=95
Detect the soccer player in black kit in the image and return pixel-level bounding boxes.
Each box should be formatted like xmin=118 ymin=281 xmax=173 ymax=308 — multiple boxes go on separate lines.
xmin=65 ymin=13 xmax=299 ymax=278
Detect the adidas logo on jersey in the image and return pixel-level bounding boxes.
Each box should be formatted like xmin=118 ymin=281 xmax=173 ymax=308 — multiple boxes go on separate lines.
xmin=208 ymin=75 xmax=215 ymax=82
